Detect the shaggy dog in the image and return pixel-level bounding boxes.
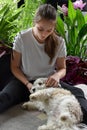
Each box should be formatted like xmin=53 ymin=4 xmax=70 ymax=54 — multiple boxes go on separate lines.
xmin=22 ymin=78 xmax=87 ymax=130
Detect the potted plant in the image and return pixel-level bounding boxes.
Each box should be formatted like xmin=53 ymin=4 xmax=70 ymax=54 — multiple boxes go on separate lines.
xmin=0 ymin=3 xmax=22 ymax=57
xmin=0 ymin=0 xmax=43 ymax=56
xmin=0 ymin=2 xmax=23 ymax=88
xmin=56 ymin=0 xmax=87 ymax=85
xmin=56 ymin=0 xmax=87 ymax=60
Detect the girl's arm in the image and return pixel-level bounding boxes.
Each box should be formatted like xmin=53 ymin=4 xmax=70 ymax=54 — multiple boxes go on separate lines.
xmin=11 ymin=50 xmax=32 ymax=90
xmin=55 ymin=57 xmax=66 ymax=80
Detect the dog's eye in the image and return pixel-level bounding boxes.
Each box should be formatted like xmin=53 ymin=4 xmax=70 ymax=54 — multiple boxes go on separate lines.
xmin=38 ymin=82 xmax=43 ymax=85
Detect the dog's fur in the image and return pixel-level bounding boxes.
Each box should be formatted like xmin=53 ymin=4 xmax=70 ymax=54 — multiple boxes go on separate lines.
xmin=22 ymin=78 xmax=87 ymax=130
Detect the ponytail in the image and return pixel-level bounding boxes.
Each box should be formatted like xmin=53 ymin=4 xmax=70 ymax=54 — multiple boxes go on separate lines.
xmin=45 ymin=31 xmax=59 ymax=64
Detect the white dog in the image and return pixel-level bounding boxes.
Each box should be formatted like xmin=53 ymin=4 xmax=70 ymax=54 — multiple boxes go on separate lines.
xmin=22 ymin=78 xmax=87 ymax=130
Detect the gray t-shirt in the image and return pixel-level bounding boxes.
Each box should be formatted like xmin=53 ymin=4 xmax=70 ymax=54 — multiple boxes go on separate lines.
xmin=13 ymin=28 xmax=67 ymax=80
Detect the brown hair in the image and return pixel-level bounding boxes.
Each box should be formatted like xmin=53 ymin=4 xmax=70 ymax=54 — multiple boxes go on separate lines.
xmin=33 ymin=4 xmax=59 ymax=63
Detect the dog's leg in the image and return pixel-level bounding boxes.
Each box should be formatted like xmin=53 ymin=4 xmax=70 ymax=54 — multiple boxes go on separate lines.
xmin=30 ymin=88 xmax=55 ymax=102
xmin=30 ymin=90 xmax=48 ymax=102
xmin=22 ymin=101 xmax=39 ymax=110
xmin=38 ymin=125 xmax=48 ymax=130
xmin=38 ymin=124 xmax=56 ymax=130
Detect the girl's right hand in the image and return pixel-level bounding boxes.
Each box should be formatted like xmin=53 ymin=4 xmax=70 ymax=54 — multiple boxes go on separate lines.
xmin=26 ymin=82 xmax=32 ymax=91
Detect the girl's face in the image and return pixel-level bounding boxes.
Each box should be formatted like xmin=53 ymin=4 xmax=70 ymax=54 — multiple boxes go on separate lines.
xmin=33 ymin=19 xmax=56 ymax=43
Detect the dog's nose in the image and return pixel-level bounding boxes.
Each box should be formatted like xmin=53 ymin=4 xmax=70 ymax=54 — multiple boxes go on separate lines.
xmin=32 ymin=88 xmax=36 ymax=92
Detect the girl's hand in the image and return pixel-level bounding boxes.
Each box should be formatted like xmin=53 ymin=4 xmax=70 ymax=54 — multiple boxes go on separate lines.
xmin=26 ymin=82 xmax=33 ymax=91
xmin=45 ymin=73 xmax=60 ymax=88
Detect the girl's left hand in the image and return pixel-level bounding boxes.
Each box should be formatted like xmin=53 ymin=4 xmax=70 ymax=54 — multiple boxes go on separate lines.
xmin=45 ymin=73 xmax=60 ymax=88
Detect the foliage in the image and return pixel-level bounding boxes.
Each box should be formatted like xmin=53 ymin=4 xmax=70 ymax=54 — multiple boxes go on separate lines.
xmin=1 ymin=0 xmax=86 ymax=59
xmin=0 ymin=0 xmax=44 ymax=48
xmin=0 ymin=3 xmax=22 ymax=47
xmin=18 ymin=0 xmax=43 ymax=30
xmin=0 ymin=0 xmax=13 ymax=5
xmin=56 ymin=0 xmax=87 ymax=59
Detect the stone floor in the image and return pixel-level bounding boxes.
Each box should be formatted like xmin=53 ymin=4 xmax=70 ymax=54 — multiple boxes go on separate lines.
xmin=0 ymin=104 xmax=47 ymax=130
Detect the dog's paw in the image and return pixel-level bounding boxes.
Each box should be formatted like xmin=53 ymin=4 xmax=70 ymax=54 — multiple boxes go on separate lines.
xmin=38 ymin=124 xmax=57 ymax=130
xmin=22 ymin=101 xmax=38 ymax=111
xmin=38 ymin=125 xmax=47 ymax=130
xmin=22 ymin=102 xmax=29 ymax=110
xmin=30 ymin=95 xmax=37 ymax=101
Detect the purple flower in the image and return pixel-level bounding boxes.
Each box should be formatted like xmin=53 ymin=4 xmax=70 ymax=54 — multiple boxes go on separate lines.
xmin=61 ymin=4 xmax=68 ymax=16
xmin=73 ymin=0 xmax=86 ymax=10
xmin=61 ymin=0 xmax=86 ymax=16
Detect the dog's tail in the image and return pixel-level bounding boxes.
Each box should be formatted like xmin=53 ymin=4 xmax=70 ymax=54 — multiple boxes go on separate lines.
xmin=60 ymin=112 xmax=75 ymax=122
xmin=59 ymin=114 xmax=87 ymax=130
xmin=59 ymin=112 xmax=79 ymax=126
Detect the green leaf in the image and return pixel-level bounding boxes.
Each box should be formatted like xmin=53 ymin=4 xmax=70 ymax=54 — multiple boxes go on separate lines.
xmin=8 ymin=10 xmax=22 ymax=22
xmin=0 ymin=3 xmax=22 ymax=46
xmin=77 ymin=23 xmax=87 ymax=43
xmin=0 ymin=4 xmax=8 ymax=15
xmin=68 ymin=0 xmax=76 ymax=24
xmin=76 ymin=9 xmax=85 ymax=31
xmin=56 ymin=16 xmax=66 ymax=39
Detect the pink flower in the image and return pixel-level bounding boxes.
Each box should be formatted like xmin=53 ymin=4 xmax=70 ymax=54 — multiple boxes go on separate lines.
xmin=73 ymin=0 xmax=86 ymax=10
xmin=61 ymin=0 xmax=86 ymax=16
xmin=61 ymin=4 xmax=68 ymax=16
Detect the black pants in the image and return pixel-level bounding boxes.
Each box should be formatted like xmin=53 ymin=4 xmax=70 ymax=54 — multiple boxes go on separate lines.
xmin=0 ymin=77 xmax=30 ymax=113
xmin=0 ymin=77 xmax=87 ymax=124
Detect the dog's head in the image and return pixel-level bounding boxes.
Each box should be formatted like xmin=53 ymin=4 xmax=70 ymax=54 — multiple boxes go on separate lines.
xmin=30 ymin=78 xmax=47 ymax=93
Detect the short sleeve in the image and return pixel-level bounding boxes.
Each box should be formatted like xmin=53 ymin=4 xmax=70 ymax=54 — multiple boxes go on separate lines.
xmin=57 ymin=37 xmax=67 ymax=57
xmin=12 ymin=32 xmax=23 ymax=53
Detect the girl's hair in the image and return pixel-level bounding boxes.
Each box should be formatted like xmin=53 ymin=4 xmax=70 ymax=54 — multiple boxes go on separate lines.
xmin=34 ymin=4 xmax=59 ymax=63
